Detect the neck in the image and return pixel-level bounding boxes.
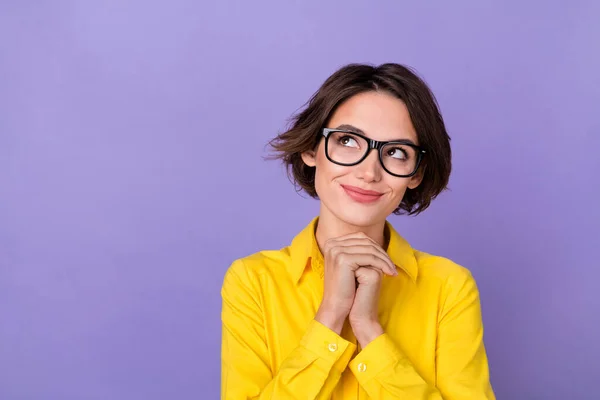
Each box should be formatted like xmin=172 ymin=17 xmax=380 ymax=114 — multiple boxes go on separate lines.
xmin=314 ymin=207 xmax=387 ymax=252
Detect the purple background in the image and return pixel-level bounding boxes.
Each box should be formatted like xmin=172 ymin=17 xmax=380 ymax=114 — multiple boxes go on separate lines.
xmin=1 ymin=1 xmax=599 ymax=399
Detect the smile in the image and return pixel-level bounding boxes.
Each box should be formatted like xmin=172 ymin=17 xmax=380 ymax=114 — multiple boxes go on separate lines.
xmin=340 ymin=184 xmax=384 ymax=204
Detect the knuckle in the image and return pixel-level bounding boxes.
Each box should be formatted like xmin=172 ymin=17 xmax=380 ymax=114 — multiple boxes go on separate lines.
xmin=329 ymin=246 xmax=341 ymax=258
xmin=336 ymin=252 xmax=348 ymax=265
xmin=363 ymin=237 xmax=377 ymax=247
xmin=366 ymin=268 xmax=380 ymax=279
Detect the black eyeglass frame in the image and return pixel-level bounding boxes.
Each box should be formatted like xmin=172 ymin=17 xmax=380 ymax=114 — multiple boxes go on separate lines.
xmin=321 ymin=128 xmax=426 ymax=178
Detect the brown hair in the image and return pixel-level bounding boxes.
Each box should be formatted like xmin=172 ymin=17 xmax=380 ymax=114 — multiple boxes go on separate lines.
xmin=268 ymin=63 xmax=451 ymax=215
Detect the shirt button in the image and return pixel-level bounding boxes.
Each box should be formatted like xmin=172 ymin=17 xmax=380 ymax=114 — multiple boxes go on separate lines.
xmin=328 ymin=343 xmax=338 ymax=352
xmin=357 ymin=362 xmax=367 ymax=372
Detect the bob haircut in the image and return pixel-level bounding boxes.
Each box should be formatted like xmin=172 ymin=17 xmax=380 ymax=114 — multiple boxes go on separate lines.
xmin=268 ymin=63 xmax=452 ymax=215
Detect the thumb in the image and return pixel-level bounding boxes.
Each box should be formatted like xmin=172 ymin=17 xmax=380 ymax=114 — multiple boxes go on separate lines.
xmin=355 ymin=266 xmax=383 ymax=285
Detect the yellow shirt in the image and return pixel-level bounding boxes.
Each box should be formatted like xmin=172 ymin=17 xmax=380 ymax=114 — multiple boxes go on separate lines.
xmin=221 ymin=217 xmax=495 ymax=399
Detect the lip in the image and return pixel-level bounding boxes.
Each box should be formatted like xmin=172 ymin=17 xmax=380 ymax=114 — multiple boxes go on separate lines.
xmin=340 ymin=184 xmax=384 ymax=204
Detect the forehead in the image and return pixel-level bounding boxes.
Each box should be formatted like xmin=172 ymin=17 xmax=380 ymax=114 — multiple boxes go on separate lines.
xmin=328 ymin=91 xmax=418 ymax=143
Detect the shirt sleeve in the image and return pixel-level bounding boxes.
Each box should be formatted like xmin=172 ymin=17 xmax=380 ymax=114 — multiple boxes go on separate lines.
xmin=348 ymin=269 xmax=495 ymax=399
xmin=221 ymin=259 xmax=357 ymax=400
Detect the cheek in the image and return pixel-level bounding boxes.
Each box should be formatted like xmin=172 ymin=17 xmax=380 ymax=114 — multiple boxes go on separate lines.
xmin=315 ymin=149 xmax=347 ymax=180
xmin=386 ymin=179 xmax=411 ymax=199
xmin=313 ymin=153 xmax=349 ymax=196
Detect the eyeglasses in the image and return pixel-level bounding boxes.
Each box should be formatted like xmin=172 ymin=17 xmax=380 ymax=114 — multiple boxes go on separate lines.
xmin=322 ymin=128 xmax=426 ymax=178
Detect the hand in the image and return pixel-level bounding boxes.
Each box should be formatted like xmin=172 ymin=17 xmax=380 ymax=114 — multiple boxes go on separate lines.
xmin=315 ymin=232 xmax=396 ymax=335
xmin=349 ymin=266 xmax=386 ymax=348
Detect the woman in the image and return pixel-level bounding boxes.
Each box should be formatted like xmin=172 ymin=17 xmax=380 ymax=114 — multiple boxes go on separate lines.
xmin=221 ymin=63 xmax=495 ymax=399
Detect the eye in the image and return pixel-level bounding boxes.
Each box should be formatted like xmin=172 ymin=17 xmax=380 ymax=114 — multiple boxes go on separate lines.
xmin=386 ymin=147 xmax=408 ymax=160
xmin=339 ymin=135 xmax=359 ymax=148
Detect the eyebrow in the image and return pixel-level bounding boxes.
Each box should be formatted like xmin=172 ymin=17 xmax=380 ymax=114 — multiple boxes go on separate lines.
xmin=335 ymin=124 xmax=366 ymax=135
xmin=334 ymin=124 xmax=417 ymax=145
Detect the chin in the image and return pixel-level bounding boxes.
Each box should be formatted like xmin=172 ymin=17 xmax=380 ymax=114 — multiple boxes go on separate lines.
xmin=333 ymin=205 xmax=387 ymax=228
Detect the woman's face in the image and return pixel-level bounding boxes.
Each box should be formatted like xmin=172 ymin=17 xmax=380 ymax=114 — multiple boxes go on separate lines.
xmin=302 ymin=90 xmax=423 ymax=228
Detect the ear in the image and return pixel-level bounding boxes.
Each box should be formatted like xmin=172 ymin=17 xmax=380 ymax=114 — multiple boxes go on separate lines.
xmin=407 ymin=167 xmax=425 ymax=190
xmin=301 ymin=149 xmax=317 ymax=167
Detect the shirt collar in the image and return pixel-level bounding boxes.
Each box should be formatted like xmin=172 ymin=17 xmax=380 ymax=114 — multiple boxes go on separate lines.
xmin=289 ymin=217 xmax=419 ymax=284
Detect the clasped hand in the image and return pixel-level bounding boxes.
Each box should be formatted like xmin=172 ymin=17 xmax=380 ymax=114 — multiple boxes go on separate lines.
xmin=315 ymin=232 xmax=397 ymax=348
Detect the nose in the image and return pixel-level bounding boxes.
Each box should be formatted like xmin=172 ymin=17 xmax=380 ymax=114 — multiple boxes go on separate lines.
xmin=355 ymin=149 xmax=382 ymax=183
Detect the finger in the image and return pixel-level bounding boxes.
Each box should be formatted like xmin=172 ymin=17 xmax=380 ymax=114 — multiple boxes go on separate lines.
xmin=355 ymin=266 xmax=383 ymax=277
xmin=337 ymin=252 xmax=397 ymax=276
xmin=329 ymin=237 xmax=390 ymax=260
xmin=330 ymin=245 xmax=396 ymax=275
xmin=326 ymin=233 xmax=397 ymax=275
xmin=328 ymin=239 xmax=396 ymax=272
xmin=327 ymin=233 xmax=387 ymax=255
xmin=330 ymin=231 xmax=377 ymax=244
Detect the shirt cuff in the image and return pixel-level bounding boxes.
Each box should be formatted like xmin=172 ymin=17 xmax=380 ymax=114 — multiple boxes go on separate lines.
xmin=349 ymin=333 xmax=406 ymax=383
xmin=300 ymin=319 xmax=357 ymax=374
